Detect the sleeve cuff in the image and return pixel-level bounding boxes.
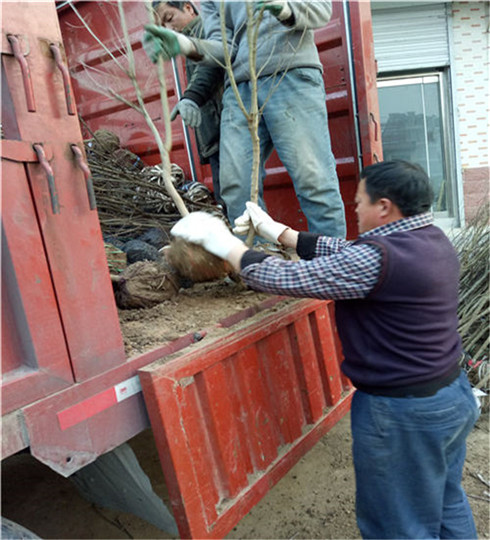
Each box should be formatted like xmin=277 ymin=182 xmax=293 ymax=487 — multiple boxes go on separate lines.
xmin=240 ymin=249 xmax=270 ymax=270
xmin=182 ymin=89 xmax=205 ymax=107
xmin=296 ymin=232 xmax=322 ymax=260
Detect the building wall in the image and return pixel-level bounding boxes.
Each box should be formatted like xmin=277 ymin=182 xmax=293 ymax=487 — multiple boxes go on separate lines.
xmin=451 ymin=1 xmax=489 ymax=222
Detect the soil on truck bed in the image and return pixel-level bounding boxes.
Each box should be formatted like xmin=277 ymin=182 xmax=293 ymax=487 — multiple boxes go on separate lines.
xmin=118 ymin=279 xmax=278 ymax=357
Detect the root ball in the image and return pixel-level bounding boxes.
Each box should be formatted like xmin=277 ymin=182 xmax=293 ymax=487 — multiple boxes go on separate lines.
xmin=114 ymin=260 xmax=180 ymax=309
xmin=164 ymin=237 xmax=231 ymax=283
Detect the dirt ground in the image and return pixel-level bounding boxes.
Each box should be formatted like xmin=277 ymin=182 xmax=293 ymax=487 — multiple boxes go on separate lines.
xmin=2 ymin=281 xmax=489 ymax=539
xmin=2 ymin=414 xmax=488 ymax=539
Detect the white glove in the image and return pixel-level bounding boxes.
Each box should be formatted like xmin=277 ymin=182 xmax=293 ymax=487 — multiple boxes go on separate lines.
xmin=171 ymin=212 xmax=244 ymax=260
xmin=233 ymin=202 xmax=289 ymax=244
xmin=170 ymin=98 xmax=201 ymax=127
xmin=256 ymin=1 xmax=292 ymax=22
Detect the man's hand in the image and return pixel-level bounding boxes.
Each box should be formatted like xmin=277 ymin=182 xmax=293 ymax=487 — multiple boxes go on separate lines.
xmin=143 ymin=25 xmax=181 ymax=63
xmin=171 ymin=212 xmax=245 ymax=260
xmin=233 ymin=202 xmax=289 ymax=244
xmin=255 ymin=1 xmax=292 ymax=22
xmin=143 ymin=25 xmax=196 ymax=62
xmin=170 ymin=98 xmax=202 ymax=128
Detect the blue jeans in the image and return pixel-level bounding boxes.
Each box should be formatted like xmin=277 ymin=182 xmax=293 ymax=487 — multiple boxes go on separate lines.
xmin=351 ymin=371 xmax=479 ymax=539
xmin=219 ymin=68 xmax=346 ymax=237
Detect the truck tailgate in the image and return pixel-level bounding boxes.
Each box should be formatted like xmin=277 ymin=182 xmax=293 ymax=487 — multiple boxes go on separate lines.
xmin=139 ymin=298 xmax=353 ymax=539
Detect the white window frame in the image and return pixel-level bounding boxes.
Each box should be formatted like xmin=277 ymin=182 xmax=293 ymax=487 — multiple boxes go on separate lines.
xmin=377 ymin=71 xmax=460 ymax=229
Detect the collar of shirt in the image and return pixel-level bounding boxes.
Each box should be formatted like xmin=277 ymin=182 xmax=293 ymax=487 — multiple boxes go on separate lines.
xmin=359 ymin=212 xmax=434 ymax=239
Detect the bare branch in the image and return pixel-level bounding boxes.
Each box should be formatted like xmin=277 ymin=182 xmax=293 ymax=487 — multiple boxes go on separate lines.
xmin=69 ymin=1 xmax=129 ymax=75
xmin=70 ymin=0 xmax=189 ymax=217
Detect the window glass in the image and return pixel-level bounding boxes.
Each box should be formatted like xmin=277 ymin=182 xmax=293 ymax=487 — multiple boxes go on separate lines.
xmin=423 ymin=82 xmax=446 ymax=211
xmin=378 ymin=75 xmax=450 ymax=214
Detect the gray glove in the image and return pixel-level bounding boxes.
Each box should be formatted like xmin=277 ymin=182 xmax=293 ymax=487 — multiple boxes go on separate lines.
xmin=170 ymin=98 xmax=202 ymax=128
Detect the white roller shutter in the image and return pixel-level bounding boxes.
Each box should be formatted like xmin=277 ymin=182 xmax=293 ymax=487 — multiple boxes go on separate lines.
xmin=371 ymin=3 xmax=450 ymax=73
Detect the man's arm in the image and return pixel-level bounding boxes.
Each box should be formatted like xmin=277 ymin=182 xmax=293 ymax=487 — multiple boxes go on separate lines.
xmin=286 ymin=0 xmax=333 ymax=30
xmin=187 ymin=1 xmax=237 ymax=67
xmin=258 ymin=0 xmax=333 ymax=29
xmin=183 ymin=64 xmax=224 ymax=107
xmin=238 ymin=242 xmax=382 ymax=301
xmin=169 ymin=209 xmax=382 ymax=301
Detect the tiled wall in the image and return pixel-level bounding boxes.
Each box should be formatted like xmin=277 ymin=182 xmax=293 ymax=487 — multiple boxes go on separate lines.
xmin=451 ymin=1 xmax=489 ymax=222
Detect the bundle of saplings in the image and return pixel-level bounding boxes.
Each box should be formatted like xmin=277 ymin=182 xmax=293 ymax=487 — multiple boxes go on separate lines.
xmin=84 ymin=129 xmax=231 ymax=308
xmin=454 ymin=206 xmax=489 ymax=409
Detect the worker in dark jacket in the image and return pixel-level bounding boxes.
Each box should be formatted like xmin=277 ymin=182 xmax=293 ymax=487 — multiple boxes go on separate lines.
xmin=170 ymin=160 xmax=479 ymax=540
xmin=151 ymin=1 xmax=225 ymax=213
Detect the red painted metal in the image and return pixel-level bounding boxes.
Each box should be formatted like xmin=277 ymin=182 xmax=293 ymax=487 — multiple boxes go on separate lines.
xmin=2 ymin=1 xmax=126 ymax=386
xmin=18 ymin=328 xmax=207 ymax=471
xmin=1 ymin=155 xmax=73 ymax=415
xmin=6 ymin=34 xmax=36 ymax=112
xmin=139 ymin=299 xmax=354 ymax=539
xmin=49 ymin=43 xmax=77 ymax=116
xmin=349 ymin=1 xmax=384 ymax=166
xmin=71 ymin=144 xmax=97 ymax=210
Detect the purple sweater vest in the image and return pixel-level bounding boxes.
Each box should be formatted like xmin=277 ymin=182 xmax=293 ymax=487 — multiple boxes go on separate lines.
xmin=336 ymin=225 xmax=462 ymax=394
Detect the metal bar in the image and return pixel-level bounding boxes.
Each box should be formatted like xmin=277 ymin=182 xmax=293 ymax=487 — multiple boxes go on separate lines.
xmin=55 ymin=0 xmax=72 ymax=10
xmin=71 ymin=144 xmax=97 ymax=210
xmin=50 ymin=43 xmax=76 ymax=116
xmin=171 ymin=57 xmax=198 ymax=182
xmin=33 ymin=143 xmax=60 ymax=214
xmin=7 ymin=35 xmax=36 ymax=112
xmin=342 ymin=1 xmax=362 ymax=171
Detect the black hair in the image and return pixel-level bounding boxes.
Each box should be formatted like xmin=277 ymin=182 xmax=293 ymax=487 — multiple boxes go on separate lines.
xmin=152 ymin=1 xmax=198 ymax=14
xmin=360 ymin=160 xmax=434 ymax=217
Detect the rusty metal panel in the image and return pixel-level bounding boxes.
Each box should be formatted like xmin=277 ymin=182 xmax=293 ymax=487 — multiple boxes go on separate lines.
xmin=2 ymin=0 xmax=125 ymax=382
xmin=1 ymin=157 xmax=74 ymax=416
xmin=139 ymin=299 xmax=353 ymax=539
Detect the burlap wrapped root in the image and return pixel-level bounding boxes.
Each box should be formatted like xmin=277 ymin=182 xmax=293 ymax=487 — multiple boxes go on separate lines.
xmin=113 ymin=259 xmax=181 ymax=309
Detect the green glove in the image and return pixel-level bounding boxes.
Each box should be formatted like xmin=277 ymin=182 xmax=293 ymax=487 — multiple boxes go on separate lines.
xmin=255 ymin=1 xmax=292 ymax=22
xmin=143 ymin=25 xmax=181 ymax=63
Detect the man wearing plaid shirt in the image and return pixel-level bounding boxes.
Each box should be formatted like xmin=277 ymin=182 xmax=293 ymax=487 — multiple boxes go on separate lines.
xmin=171 ymin=160 xmax=479 ymax=539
